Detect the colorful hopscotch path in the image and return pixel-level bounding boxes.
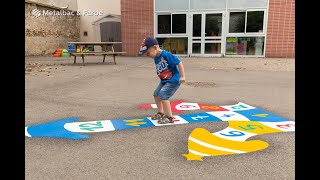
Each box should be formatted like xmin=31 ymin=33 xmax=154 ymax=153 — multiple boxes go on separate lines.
xmin=25 ymin=102 xmax=294 ymax=160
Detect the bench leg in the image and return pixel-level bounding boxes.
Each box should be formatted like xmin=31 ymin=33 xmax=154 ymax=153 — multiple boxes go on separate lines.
xmin=81 ymin=54 xmax=85 ymax=66
xmin=113 ymin=55 xmax=116 ymax=65
xmin=74 ymin=55 xmax=76 ymax=64
xmin=103 ymin=55 xmax=106 ymax=63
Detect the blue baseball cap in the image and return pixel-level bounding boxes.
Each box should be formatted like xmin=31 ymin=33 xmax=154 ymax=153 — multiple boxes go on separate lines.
xmin=138 ymin=37 xmax=159 ymax=56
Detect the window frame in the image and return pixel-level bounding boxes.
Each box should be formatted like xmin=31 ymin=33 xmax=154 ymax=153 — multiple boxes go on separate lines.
xmin=153 ymin=0 xmax=270 ymax=57
xmin=157 ymin=13 xmax=172 ymax=35
xmin=172 ymin=13 xmax=188 ymax=34
xmin=225 ymin=36 xmax=266 ymax=56
xmin=155 ymin=12 xmax=189 ymax=37
xmin=227 ymin=9 xmax=267 ymax=36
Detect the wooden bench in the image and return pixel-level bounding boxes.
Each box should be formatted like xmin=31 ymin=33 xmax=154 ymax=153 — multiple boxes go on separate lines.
xmin=71 ymin=52 xmax=126 ymax=65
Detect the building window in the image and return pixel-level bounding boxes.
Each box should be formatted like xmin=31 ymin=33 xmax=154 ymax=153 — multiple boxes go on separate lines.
xmin=226 ymin=37 xmax=265 ymax=55
xmin=190 ymin=0 xmax=226 ymax=10
xmin=229 ymin=12 xmax=245 ymax=33
xmin=228 ymin=0 xmax=268 ymax=9
xmin=154 ymin=0 xmax=269 ymax=57
xmin=227 ymin=10 xmax=265 ymax=56
xmin=157 ymin=14 xmax=187 ymax=35
xmin=83 ymin=31 xmax=88 ymax=36
xmin=246 ymin=11 xmax=264 ymax=33
xmin=192 ymin=14 xmax=201 ymax=37
xmin=205 ymin=14 xmax=222 ymax=36
xmin=192 ymin=43 xmax=201 ymax=54
xmin=172 ymin=14 xmax=186 ymax=33
xmin=157 ymin=38 xmax=188 ymax=55
xmin=229 ymin=11 xmax=264 ymax=33
xmin=158 ymin=15 xmax=171 ymax=34
xmin=205 ymin=43 xmax=221 ymax=54
xmin=155 ymin=0 xmax=189 ymax=11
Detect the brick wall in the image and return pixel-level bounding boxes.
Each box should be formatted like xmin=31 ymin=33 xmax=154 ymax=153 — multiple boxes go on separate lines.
xmin=121 ymin=0 xmax=154 ymax=56
xmin=266 ymin=0 xmax=295 ymax=58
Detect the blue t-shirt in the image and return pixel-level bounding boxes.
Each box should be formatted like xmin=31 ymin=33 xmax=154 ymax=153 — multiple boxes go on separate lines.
xmin=154 ymin=50 xmax=181 ymax=85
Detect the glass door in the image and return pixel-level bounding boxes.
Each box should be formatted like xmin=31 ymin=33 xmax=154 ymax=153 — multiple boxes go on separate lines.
xmin=190 ymin=12 xmax=224 ymax=57
xmin=190 ymin=13 xmax=202 ymax=56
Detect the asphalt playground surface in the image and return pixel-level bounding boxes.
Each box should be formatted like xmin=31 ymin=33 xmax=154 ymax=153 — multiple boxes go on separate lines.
xmin=25 ymin=56 xmax=295 ymax=180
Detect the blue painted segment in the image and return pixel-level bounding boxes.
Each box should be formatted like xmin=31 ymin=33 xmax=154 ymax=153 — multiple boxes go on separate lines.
xmin=26 ymin=118 xmax=90 ymax=140
xmin=179 ymin=112 xmax=222 ymax=123
xmin=111 ymin=118 xmax=155 ymax=130
xmin=236 ymin=108 xmax=290 ymax=122
xmin=25 ymin=105 xmax=292 ymax=140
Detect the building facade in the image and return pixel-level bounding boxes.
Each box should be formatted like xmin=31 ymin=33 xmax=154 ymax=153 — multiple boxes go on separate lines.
xmin=25 ymin=0 xmax=80 ymax=56
xmin=25 ymin=0 xmax=121 ymax=56
xmin=121 ymin=0 xmax=294 ymax=58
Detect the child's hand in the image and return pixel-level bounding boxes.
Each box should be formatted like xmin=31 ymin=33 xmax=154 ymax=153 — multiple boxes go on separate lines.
xmin=179 ymin=76 xmax=186 ymax=83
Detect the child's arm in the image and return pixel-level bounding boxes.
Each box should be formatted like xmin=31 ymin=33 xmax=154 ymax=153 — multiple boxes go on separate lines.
xmin=177 ymin=62 xmax=186 ymax=83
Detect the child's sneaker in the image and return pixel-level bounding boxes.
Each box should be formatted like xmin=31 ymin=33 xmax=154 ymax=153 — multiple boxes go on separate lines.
xmin=157 ymin=115 xmax=174 ymax=124
xmin=151 ymin=112 xmax=164 ymax=120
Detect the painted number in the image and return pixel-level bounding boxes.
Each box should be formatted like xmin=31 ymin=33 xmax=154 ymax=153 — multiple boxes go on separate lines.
xmin=220 ymin=131 xmax=245 ymax=137
xmin=222 ymin=114 xmax=235 ymax=118
xmin=179 ymin=105 xmax=197 ymax=109
xmin=239 ymin=124 xmax=263 ymax=131
xmin=231 ymin=104 xmax=247 ymax=109
xmin=276 ymin=124 xmax=295 ymax=129
xmin=201 ymin=106 xmax=220 ymax=110
xmin=124 ymin=119 xmax=146 ymax=127
xmin=191 ymin=116 xmax=209 ymax=120
xmin=176 ymin=103 xmax=200 ymax=110
xmin=79 ymin=121 xmax=103 ymax=131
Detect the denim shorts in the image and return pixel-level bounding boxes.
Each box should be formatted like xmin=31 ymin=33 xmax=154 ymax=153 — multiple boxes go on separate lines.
xmin=153 ymin=82 xmax=180 ymax=100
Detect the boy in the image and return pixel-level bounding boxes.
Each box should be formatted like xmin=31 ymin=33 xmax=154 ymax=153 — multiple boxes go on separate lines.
xmin=138 ymin=37 xmax=186 ymax=124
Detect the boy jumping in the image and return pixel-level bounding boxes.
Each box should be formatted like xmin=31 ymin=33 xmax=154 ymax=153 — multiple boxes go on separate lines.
xmin=138 ymin=37 xmax=186 ymax=124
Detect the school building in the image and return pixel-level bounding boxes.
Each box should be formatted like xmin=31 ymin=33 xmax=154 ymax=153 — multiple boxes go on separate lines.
xmin=121 ymin=0 xmax=294 ymax=58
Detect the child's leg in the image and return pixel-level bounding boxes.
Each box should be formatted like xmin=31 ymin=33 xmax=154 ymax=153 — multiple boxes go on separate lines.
xmin=153 ymin=82 xmax=165 ymax=113
xmin=151 ymin=83 xmax=165 ymax=120
xmin=157 ymin=82 xmax=180 ymax=124
xmin=154 ymin=96 xmax=164 ymax=113
xmin=161 ymin=100 xmax=173 ymax=117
